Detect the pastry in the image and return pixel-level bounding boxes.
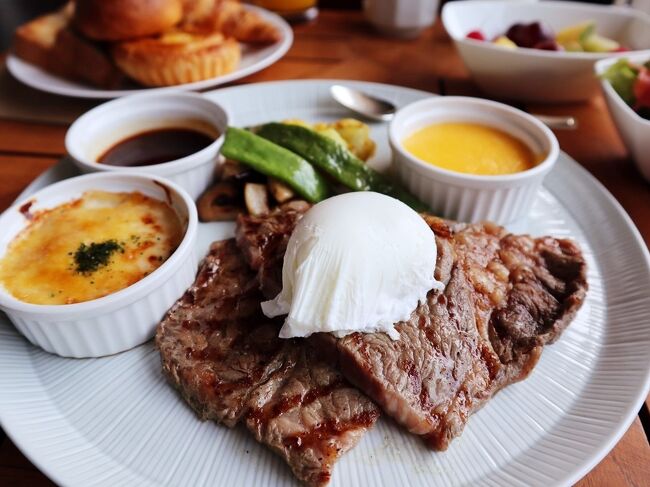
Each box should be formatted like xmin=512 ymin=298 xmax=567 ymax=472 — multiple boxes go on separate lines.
xmin=112 ymin=29 xmax=241 ymax=86
xmin=182 ymin=0 xmax=281 ymax=44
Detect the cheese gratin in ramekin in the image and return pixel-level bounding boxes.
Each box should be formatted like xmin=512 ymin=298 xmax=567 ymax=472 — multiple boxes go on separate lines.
xmin=0 ymin=173 xmax=198 ymax=358
xmin=389 ymin=96 xmax=559 ymax=224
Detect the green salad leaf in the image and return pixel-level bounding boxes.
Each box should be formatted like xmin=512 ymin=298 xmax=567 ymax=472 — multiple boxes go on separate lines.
xmin=601 ymin=58 xmax=639 ymax=105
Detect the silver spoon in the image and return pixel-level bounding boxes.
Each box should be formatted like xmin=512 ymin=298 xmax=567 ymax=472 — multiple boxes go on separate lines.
xmin=531 ymin=114 xmax=578 ymax=130
xmin=330 ymin=85 xmax=578 ymax=130
xmin=331 ymin=85 xmax=396 ymax=122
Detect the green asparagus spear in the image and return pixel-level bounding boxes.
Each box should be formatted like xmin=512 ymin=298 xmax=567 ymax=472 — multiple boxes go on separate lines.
xmin=256 ymin=122 xmax=428 ymax=211
xmin=220 ymin=127 xmax=329 ymax=203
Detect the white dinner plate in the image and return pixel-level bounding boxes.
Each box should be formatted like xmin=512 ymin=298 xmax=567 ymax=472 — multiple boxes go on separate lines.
xmin=5 ymin=5 xmax=293 ymax=99
xmin=1 ymin=80 xmax=650 ymax=487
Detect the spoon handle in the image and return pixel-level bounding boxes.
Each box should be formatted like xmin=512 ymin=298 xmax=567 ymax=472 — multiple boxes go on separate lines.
xmin=531 ymin=114 xmax=578 ymax=130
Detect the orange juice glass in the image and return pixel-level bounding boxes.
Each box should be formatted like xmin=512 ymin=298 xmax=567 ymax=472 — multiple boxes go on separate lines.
xmin=251 ymin=0 xmax=318 ymax=21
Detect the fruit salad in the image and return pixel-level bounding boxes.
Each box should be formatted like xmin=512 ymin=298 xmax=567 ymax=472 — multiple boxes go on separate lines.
xmin=601 ymin=58 xmax=650 ymax=120
xmin=467 ymin=20 xmax=627 ymax=53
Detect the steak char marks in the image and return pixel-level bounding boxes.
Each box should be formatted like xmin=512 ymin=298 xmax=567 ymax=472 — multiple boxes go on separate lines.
xmin=156 ymin=239 xmax=379 ymax=486
xmin=236 ymin=207 xmax=588 ymax=450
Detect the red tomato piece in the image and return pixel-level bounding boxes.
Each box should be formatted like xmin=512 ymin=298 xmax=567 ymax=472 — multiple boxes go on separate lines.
xmin=633 ymin=67 xmax=650 ymax=109
xmin=466 ymin=30 xmax=485 ymax=41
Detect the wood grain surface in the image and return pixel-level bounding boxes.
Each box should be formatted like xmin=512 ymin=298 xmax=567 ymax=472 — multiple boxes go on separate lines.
xmin=0 ymin=10 xmax=648 ymax=487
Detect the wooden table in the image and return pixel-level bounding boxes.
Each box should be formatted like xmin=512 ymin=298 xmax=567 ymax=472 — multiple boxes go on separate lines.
xmin=0 ymin=10 xmax=649 ymax=487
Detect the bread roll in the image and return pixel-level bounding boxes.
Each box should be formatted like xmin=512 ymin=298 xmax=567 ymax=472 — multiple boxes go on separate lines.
xmin=74 ymin=0 xmax=184 ymax=41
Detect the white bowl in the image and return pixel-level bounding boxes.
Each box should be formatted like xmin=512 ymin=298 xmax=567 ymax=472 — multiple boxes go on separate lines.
xmin=442 ymin=0 xmax=650 ymax=102
xmin=65 ymin=92 xmax=229 ymax=200
xmin=0 ymin=173 xmax=199 ymax=358
xmin=389 ymin=96 xmax=559 ymax=224
xmin=595 ymin=53 xmax=650 ymax=181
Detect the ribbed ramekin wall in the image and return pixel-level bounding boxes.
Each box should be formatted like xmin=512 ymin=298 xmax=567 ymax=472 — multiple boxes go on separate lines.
xmin=8 ymin=249 xmax=198 ymax=358
xmin=398 ymin=163 xmax=543 ymax=223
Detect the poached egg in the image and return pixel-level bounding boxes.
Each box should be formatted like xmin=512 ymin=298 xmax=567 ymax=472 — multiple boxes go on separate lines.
xmin=261 ymin=192 xmax=444 ymax=339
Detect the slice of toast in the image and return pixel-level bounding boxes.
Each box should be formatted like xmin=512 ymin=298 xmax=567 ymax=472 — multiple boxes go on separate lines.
xmin=12 ymin=3 xmax=73 ymax=69
xmin=51 ymin=28 xmax=126 ymax=89
xmin=12 ymin=3 xmax=125 ymax=89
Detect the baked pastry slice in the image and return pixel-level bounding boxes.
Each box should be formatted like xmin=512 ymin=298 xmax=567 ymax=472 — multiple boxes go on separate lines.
xmin=112 ymin=29 xmax=241 ymax=86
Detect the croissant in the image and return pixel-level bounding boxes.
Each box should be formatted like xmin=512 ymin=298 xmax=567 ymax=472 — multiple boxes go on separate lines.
xmin=182 ymin=0 xmax=281 ymax=44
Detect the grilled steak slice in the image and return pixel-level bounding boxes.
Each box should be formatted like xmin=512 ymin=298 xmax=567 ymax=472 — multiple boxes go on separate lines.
xmin=246 ymin=347 xmax=378 ymax=486
xmin=236 ymin=200 xmax=309 ymax=299
xmin=236 ymin=208 xmax=588 ymax=450
xmin=156 ymin=240 xmax=277 ymax=426
xmin=156 ymin=239 xmax=379 ymax=486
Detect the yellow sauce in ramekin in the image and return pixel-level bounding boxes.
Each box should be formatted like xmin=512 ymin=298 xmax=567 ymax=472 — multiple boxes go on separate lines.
xmin=402 ymin=122 xmax=543 ymax=175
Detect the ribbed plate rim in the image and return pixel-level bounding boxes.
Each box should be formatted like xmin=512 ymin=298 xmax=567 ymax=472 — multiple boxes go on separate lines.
xmin=0 ymin=80 xmax=649 ymax=487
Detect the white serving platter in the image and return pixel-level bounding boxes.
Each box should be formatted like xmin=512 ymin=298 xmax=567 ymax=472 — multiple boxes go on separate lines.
xmin=1 ymin=80 xmax=649 ymax=487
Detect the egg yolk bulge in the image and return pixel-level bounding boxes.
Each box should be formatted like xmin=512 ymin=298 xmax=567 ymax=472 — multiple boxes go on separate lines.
xmin=0 ymin=190 xmax=183 ymax=305
xmin=402 ymin=122 xmax=544 ymax=175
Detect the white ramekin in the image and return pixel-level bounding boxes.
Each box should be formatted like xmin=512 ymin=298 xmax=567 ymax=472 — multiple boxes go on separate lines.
xmin=65 ymin=92 xmax=229 ymax=200
xmin=0 ymin=173 xmax=199 ymax=358
xmin=389 ymin=96 xmax=559 ymax=224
